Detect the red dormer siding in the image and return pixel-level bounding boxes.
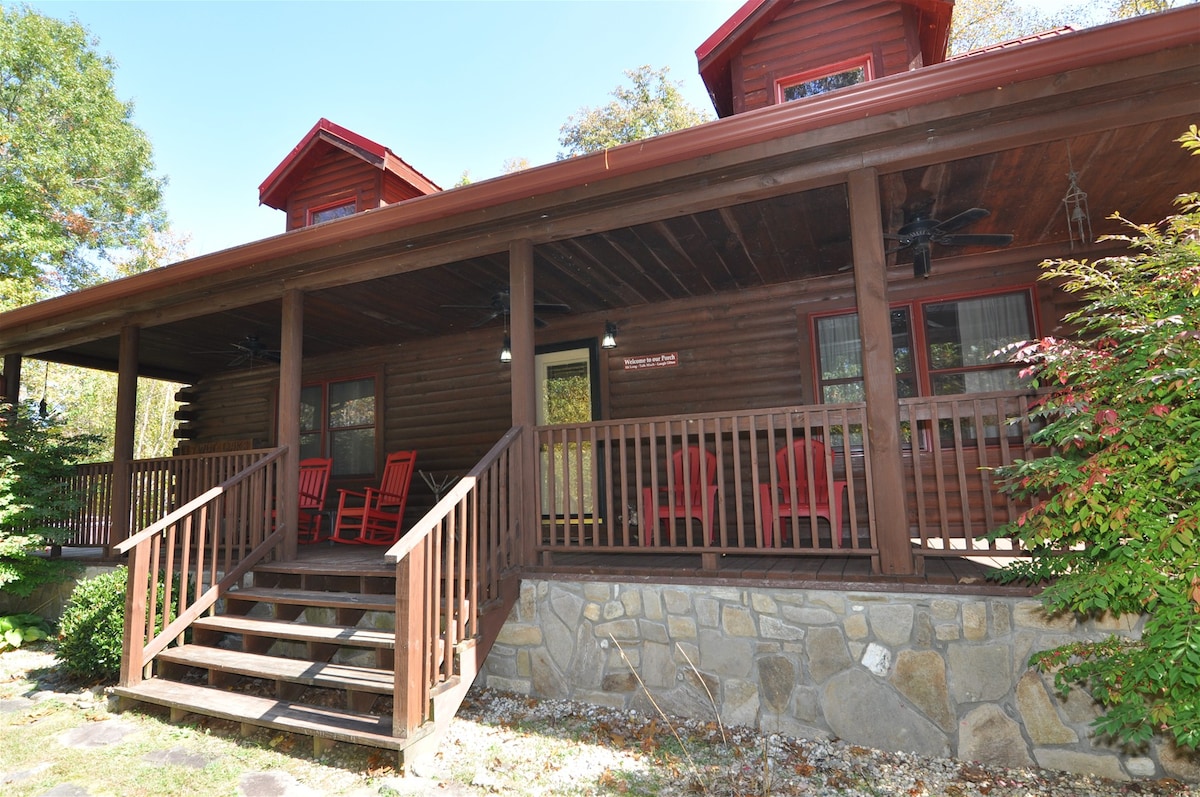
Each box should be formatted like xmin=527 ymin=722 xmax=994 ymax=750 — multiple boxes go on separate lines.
xmin=259 ymin=118 xmax=440 ymax=233
xmin=699 ymin=0 xmax=952 ymax=117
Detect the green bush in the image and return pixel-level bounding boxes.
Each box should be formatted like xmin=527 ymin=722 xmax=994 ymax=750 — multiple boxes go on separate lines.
xmin=0 ymin=401 xmax=99 ymax=596
xmin=57 ymin=566 xmax=182 ymax=683
xmin=57 ymin=567 xmax=129 ymax=681
xmin=992 ymin=128 xmax=1200 ymax=748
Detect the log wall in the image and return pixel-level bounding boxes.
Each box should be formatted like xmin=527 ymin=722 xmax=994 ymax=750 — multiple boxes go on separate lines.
xmin=181 ymin=255 xmax=1053 ymax=523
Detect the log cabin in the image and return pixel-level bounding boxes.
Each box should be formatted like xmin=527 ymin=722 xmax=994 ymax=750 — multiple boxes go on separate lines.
xmin=1 ymin=0 xmax=1197 ymax=777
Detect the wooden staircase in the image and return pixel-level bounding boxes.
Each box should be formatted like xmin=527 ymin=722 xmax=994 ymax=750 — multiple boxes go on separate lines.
xmin=114 ymin=555 xmax=513 ymax=761
xmin=112 ymin=430 xmax=525 ymax=768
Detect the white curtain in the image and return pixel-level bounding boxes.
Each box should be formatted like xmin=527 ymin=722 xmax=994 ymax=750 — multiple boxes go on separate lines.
xmin=957 ymin=293 xmax=1030 ymax=394
xmin=817 ymin=313 xmax=862 ymax=379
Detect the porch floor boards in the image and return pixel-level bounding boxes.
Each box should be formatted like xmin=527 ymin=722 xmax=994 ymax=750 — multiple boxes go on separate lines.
xmin=523 ymin=551 xmax=1041 ymax=595
xmin=55 ymin=543 xmax=1037 ymax=595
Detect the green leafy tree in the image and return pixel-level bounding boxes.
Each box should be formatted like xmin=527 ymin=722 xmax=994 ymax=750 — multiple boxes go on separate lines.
xmin=948 ymin=0 xmax=1084 ymax=55
xmin=1110 ymin=0 xmax=1192 ymax=18
xmin=0 ymin=402 xmax=99 ymax=596
xmin=558 ymin=65 xmax=712 ymax=158
xmin=991 ymin=128 xmax=1200 ymax=748
xmin=0 ymin=5 xmax=164 ymax=303
xmin=948 ymin=0 xmax=1195 ymax=55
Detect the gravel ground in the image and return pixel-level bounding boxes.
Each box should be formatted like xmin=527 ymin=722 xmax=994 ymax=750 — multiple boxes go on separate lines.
xmin=424 ymin=688 xmax=1196 ymax=797
xmin=4 ymin=646 xmax=1194 ymax=796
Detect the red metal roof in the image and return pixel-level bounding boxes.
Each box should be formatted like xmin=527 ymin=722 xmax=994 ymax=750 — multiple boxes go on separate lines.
xmin=949 ymin=26 xmax=1076 ymax=60
xmin=257 ymin=118 xmax=440 ymax=210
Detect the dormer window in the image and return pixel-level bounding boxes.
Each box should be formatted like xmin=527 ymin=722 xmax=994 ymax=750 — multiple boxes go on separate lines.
xmin=776 ymin=55 xmax=873 ymax=103
xmin=308 ymin=199 xmax=357 ymax=225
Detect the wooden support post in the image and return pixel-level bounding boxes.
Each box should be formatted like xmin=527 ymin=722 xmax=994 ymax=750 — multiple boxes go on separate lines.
xmin=111 ymin=325 xmax=140 ymax=553
xmin=394 ymin=538 xmax=427 ymax=739
xmin=278 ymin=290 xmax=304 ymax=561
xmin=119 ymin=540 xmax=149 ymax=687
xmin=509 ymin=239 xmax=537 ymax=567
xmin=847 ymin=168 xmax=914 ymax=576
xmin=1 ymin=353 xmax=20 ymax=405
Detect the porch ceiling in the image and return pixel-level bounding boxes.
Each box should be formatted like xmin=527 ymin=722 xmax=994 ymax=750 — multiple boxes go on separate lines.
xmin=6 ymin=11 xmax=1196 ymax=386
xmin=48 ymin=113 xmax=1191 ymax=385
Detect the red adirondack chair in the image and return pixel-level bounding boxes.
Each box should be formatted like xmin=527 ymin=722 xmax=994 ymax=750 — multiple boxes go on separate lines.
xmin=330 ymin=450 xmax=417 ymax=545
xmin=758 ymin=438 xmax=847 ymax=548
xmin=641 ymin=446 xmax=718 ymax=545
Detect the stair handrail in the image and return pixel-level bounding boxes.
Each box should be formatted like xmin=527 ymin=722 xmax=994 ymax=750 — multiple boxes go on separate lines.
xmin=384 ymin=425 xmax=524 ymax=740
xmin=384 ymin=426 xmax=523 ymax=564
xmin=117 ymin=446 xmax=287 ymax=688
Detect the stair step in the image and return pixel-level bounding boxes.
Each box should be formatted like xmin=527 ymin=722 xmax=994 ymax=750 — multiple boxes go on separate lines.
xmin=157 ymin=644 xmax=394 ymax=693
xmin=255 ymin=555 xmax=394 ymax=578
xmin=115 ymin=679 xmax=411 ymax=750
xmin=192 ymin=615 xmax=395 ymax=649
xmin=226 ymin=586 xmax=393 ymax=613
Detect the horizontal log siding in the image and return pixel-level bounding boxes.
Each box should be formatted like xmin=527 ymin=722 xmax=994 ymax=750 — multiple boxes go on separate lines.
xmin=736 ymin=0 xmax=916 ymax=113
xmin=382 ymin=333 xmax=512 ymax=518
xmin=176 ymin=368 xmax=276 ymax=448
xmin=607 ymin=288 xmax=810 ymax=417
xmin=284 ymin=149 xmax=382 ymax=231
xmin=177 ymin=253 xmax=1053 ymax=544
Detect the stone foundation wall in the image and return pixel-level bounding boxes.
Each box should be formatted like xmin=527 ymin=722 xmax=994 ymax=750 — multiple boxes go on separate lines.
xmin=479 ymin=579 xmax=1199 ymax=783
xmin=0 ymin=565 xmax=116 ymax=622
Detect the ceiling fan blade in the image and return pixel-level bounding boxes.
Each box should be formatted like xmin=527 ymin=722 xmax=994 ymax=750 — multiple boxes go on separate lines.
xmin=937 ymin=233 xmax=1014 ymax=248
xmin=532 ymin=302 xmax=572 ymax=313
xmin=934 ymin=207 xmax=989 ymax=233
xmin=469 ymin=310 xmax=502 ymax=328
xmin=913 ymin=245 xmax=933 ymax=279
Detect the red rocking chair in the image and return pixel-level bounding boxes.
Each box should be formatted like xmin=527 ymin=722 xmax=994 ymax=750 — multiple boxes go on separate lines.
xmin=758 ymin=438 xmax=847 ymax=548
xmin=330 ymin=450 xmax=417 ymax=545
xmin=641 ymin=446 xmax=718 ymax=545
xmin=296 ymin=457 xmax=333 ymax=544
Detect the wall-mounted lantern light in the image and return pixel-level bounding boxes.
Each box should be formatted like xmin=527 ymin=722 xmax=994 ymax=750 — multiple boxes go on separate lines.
xmin=601 ymin=321 xmax=618 ymax=350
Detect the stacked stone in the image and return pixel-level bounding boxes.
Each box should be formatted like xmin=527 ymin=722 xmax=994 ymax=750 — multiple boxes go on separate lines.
xmin=481 ymin=580 xmax=1199 ymax=783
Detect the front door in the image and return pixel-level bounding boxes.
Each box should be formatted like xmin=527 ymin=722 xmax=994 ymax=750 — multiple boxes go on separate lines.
xmin=536 ymin=343 xmax=600 ymax=520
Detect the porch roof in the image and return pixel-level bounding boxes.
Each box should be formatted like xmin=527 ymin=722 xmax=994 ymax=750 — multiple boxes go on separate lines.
xmin=0 ymin=8 xmax=1197 ymax=384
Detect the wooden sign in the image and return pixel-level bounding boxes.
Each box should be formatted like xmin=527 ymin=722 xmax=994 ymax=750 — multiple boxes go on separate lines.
xmin=623 ymin=352 xmax=678 ymax=371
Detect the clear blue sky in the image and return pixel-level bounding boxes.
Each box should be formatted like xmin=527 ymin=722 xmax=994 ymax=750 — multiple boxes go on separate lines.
xmin=19 ymin=0 xmax=747 ymax=257
xmin=18 ymin=0 xmax=1090 ymax=259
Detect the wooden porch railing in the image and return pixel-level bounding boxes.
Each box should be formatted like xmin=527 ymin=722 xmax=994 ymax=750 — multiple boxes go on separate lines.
xmin=385 ymin=426 xmax=524 ymax=741
xmin=58 ymin=450 xmax=279 ymax=549
xmin=533 ymin=391 xmax=1042 ymax=565
xmin=535 ymin=404 xmax=875 ymax=558
xmin=899 ymin=390 xmax=1042 ymax=556
xmin=114 ymin=447 xmax=286 ymax=687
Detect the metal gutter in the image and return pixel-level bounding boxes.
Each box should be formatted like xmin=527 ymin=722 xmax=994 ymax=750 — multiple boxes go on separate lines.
xmin=1 ymin=7 xmax=1196 ymax=340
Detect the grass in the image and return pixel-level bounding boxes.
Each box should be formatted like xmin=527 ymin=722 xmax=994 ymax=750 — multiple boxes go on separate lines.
xmin=0 ymin=645 xmax=399 ymax=797
xmin=0 ymin=643 xmax=713 ymax=797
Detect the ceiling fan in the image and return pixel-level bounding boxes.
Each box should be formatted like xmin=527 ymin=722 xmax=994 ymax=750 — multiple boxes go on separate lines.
xmin=442 ymin=290 xmax=571 ymax=328
xmin=195 ymin=335 xmax=281 ymax=368
xmin=886 ymin=207 xmax=1014 ymax=278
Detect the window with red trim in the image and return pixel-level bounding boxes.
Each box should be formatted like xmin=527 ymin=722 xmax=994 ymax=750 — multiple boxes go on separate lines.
xmin=299 ymin=376 xmax=377 ymax=477
xmin=813 ymin=290 xmax=1035 ymax=402
xmin=308 ymin=199 xmax=356 ymax=226
xmin=776 ymin=56 xmax=872 ymax=103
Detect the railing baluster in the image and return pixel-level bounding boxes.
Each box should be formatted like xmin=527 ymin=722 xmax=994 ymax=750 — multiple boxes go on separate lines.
xmin=115 ymin=448 xmax=287 ymax=688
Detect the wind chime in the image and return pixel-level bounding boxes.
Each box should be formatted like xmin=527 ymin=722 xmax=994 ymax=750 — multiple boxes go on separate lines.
xmin=1062 ymin=145 xmax=1093 ymax=251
